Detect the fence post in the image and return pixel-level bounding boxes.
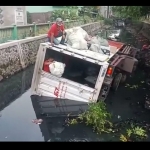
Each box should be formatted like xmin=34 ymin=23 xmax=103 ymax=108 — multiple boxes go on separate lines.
xmin=13 ymin=24 xmax=18 ymax=40
xmin=33 ymin=22 xmax=37 ymax=36
xmin=47 ymin=21 xmax=51 ymax=28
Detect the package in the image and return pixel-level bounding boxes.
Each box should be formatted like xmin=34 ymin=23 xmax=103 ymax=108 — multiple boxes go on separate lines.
xmin=49 ymin=61 xmax=66 ymax=77
xmin=73 ymin=27 xmax=90 ymax=40
xmin=89 ymin=36 xmax=109 ymax=47
xmin=97 ymin=36 xmax=109 ymax=47
xmin=43 ymin=58 xmax=54 ymax=72
xmin=89 ymin=36 xmax=100 ymax=45
xmin=89 ymin=35 xmax=110 ymax=55
xmin=72 ymin=39 xmax=88 ymax=50
xmin=89 ymin=44 xmax=101 ymax=53
xmin=66 ymin=27 xmax=88 ymax=50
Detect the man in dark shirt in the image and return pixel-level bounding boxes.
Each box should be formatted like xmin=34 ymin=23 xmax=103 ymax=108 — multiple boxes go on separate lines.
xmin=47 ymin=18 xmax=66 ymax=46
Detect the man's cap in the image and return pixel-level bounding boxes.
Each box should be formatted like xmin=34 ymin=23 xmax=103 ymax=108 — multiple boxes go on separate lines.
xmin=56 ymin=18 xmax=62 ymax=22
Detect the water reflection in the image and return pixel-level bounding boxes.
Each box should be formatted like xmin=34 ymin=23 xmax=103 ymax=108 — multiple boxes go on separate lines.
xmin=0 ymin=65 xmax=33 ymax=112
xmin=31 ymin=95 xmax=107 ymax=142
xmin=0 ymin=65 xmax=44 ymax=141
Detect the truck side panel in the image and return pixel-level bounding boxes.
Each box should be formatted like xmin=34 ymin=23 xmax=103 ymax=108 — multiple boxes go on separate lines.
xmin=37 ymin=71 xmax=95 ymax=102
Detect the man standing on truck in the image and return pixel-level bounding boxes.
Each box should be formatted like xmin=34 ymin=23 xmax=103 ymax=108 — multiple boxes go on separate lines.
xmin=47 ymin=18 xmax=66 ymax=46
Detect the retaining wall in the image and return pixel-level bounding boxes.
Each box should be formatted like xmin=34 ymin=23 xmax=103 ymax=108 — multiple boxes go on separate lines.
xmin=0 ymin=21 xmax=104 ymax=81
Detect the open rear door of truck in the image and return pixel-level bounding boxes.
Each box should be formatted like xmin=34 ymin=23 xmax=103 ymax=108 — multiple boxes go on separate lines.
xmin=31 ymin=43 xmax=109 ymax=103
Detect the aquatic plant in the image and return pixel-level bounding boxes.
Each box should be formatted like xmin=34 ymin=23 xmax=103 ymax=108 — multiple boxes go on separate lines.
xmin=120 ymin=123 xmax=147 ymax=142
xmin=69 ymin=101 xmax=113 ymax=134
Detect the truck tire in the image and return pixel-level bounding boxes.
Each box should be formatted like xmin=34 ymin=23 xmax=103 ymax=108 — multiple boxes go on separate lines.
xmin=112 ymin=73 xmax=122 ymax=91
xmin=121 ymin=74 xmax=127 ymax=83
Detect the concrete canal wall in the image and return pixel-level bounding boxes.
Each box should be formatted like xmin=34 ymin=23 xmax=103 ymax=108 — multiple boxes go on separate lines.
xmin=0 ymin=21 xmax=104 ymax=81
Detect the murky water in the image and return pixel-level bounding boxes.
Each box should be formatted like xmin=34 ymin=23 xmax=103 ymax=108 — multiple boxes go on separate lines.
xmin=0 ymin=65 xmax=44 ymax=141
xmin=0 ymin=27 xmax=150 ymax=141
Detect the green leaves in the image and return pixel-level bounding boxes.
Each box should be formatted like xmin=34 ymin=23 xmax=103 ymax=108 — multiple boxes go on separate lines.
xmin=120 ymin=124 xmax=148 ymax=142
xmin=69 ymin=101 xmax=113 ymax=134
xmin=50 ymin=7 xmax=80 ymax=22
xmin=112 ymin=6 xmax=143 ymax=19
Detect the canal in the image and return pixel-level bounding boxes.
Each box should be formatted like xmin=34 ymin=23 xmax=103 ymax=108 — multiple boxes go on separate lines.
xmin=0 ymin=27 xmax=150 ymax=141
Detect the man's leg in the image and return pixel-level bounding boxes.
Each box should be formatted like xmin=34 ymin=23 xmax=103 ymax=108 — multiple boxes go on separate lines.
xmin=47 ymin=37 xmax=50 ymax=42
xmin=60 ymin=32 xmax=67 ymax=45
xmin=49 ymin=37 xmax=60 ymax=45
xmin=53 ymin=38 xmax=60 ymax=45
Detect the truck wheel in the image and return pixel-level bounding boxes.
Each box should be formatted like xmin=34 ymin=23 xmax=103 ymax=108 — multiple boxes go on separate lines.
xmin=121 ymin=74 xmax=127 ymax=83
xmin=112 ymin=73 xmax=122 ymax=91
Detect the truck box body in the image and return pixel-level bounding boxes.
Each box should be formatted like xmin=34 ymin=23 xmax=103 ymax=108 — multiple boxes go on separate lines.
xmin=30 ymin=42 xmax=122 ymax=103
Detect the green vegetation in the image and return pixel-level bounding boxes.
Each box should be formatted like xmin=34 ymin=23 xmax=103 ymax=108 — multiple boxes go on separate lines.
xmin=69 ymin=101 xmax=113 ymax=134
xmin=69 ymin=101 xmax=148 ymax=141
xmin=50 ymin=6 xmax=103 ymax=23
xmin=120 ymin=124 xmax=147 ymax=142
xmin=112 ymin=6 xmax=150 ymax=20
xmin=103 ymin=18 xmax=113 ymax=25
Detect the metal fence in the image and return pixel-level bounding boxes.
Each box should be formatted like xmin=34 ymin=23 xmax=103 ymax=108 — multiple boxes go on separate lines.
xmin=0 ymin=20 xmax=85 ymax=44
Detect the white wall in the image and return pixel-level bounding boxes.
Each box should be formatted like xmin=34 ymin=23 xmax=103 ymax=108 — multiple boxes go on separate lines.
xmin=0 ymin=6 xmax=27 ymax=27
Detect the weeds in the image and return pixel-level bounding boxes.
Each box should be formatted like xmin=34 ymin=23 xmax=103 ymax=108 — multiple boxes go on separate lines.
xmin=120 ymin=123 xmax=147 ymax=142
xmin=69 ymin=101 xmax=113 ymax=134
xmin=104 ymin=18 xmax=113 ymax=25
xmin=69 ymin=101 xmax=148 ymax=141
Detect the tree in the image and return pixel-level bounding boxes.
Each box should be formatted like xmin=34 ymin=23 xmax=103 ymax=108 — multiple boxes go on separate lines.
xmin=50 ymin=6 xmax=80 ymax=22
xmin=112 ymin=6 xmax=149 ymax=19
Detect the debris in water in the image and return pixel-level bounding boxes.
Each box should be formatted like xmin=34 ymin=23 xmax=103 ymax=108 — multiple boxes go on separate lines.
xmin=32 ymin=119 xmax=43 ymax=124
xmin=47 ymin=139 xmax=51 ymax=142
xmin=125 ymin=84 xmax=138 ymax=89
xmin=145 ymin=101 xmax=150 ymax=110
xmin=117 ymin=115 xmax=121 ymax=119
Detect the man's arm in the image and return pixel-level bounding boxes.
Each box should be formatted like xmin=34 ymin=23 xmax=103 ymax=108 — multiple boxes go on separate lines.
xmin=49 ymin=25 xmax=55 ymax=46
xmin=62 ymin=24 xmax=66 ymax=34
xmin=62 ymin=25 xmax=66 ymax=40
xmin=50 ymin=33 xmax=54 ymax=45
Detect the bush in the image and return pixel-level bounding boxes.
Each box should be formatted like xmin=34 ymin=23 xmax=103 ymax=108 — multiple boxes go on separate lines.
xmin=50 ymin=9 xmax=80 ymax=22
xmin=69 ymin=101 xmax=113 ymax=134
xmin=104 ymin=18 xmax=113 ymax=25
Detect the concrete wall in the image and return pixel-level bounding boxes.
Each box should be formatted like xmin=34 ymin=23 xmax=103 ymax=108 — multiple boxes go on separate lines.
xmin=0 ymin=21 xmax=104 ymax=81
xmin=0 ymin=6 xmax=27 ymax=27
xmin=99 ymin=6 xmax=112 ymax=18
xmin=99 ymin=6 xmax=108 ymax=18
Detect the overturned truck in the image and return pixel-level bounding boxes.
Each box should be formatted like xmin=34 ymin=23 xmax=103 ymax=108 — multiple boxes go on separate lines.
xmin=31 ymin=26 xmax=138 ymax=104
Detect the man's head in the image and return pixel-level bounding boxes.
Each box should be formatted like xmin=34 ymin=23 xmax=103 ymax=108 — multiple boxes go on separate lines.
xmin=56 ymin=18 xmax=63 ymax=26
